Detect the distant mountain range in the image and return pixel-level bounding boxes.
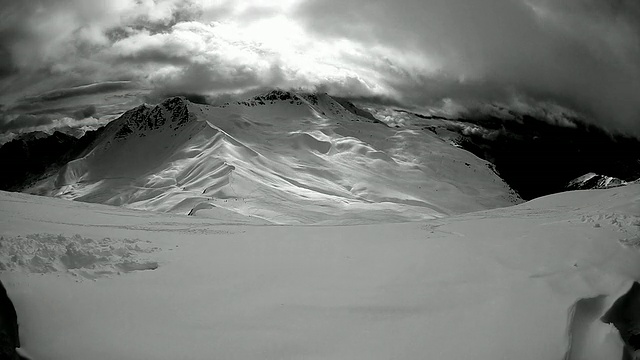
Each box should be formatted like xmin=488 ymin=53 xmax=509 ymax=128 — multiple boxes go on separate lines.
xmin=0 ymin=129 xmax=104 ymax=191
xmin=1 ymin=90 xmax=638 ymax=223
xmin=386 ymin=109 xmax=640 ymax=198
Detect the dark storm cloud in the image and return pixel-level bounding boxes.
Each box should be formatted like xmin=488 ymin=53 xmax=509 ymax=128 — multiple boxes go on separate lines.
xmin=0 ymin=110 xmax=108 ymax=139
xmin=0 ymin=0 xmax=140 ymax=105
xmin=0 ymin=0 xmax=206 ymax=86
xmin=0 ymin=46 xmax=17 ymax=79
xmin=0 ymin=114 xmax=54 ymax=132
xmin=0 ymin=0 xmax=205 ymax=135
xmin=0 ymin=1 xmax=239 ymax=98
xmin=10 ymin=105 xmax=84 ymax=116
xmin=104 ymin=0 xmax=208 ymax=46
xmin=111 ymin=38 xmax=196 ymax=65
xmin=295 ymin=0 xmax=640 ymax=134
xmin=0 ymin=102 xmax=98 ymax=133
xmin=1 ymin=0 xmax=638 ymax=136
xmin=109 ymin=0 xmax=203 ymax=40
xmin=147 ymin=60 xmax=288 ymax=100
xmin=72 ymin=105 xmax=97 ymax=119
xmin=22 ymin=81 xmax=135 ymax=103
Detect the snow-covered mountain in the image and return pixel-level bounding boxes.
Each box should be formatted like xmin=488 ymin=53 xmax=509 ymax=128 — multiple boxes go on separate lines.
xmin=567 ymin=172 xmax=632 ymax=190
xmin=3 ymin=90 xmax=640 ymax=360
xmin=25 ymin=91 xmax=520 ymax=224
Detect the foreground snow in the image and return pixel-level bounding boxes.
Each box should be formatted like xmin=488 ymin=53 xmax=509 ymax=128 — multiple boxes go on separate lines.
xmin=1 ymin=186 xmax=639 ymax=359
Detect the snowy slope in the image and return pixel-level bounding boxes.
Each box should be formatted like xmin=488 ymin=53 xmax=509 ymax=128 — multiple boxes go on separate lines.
xmin=366 ymin=107 xmax=640 ymax=200
xmin=1 ymin=185 xmax=639 ymax=359
xmin=25 ymin=91 xmax=520 ymax=224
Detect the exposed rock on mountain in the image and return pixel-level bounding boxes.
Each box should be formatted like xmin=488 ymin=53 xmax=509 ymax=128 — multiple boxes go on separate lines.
xmin=16 ymin=92 xmax=520 ymax=224
xmin=566 ymin=173 xmax=630 ymax=190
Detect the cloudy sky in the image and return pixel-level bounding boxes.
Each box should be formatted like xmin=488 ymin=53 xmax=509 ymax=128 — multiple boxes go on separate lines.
xmin=0 ymin=0 xmax=639 ymax=139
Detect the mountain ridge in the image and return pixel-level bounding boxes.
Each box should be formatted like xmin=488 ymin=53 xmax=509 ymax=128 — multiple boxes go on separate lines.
xmin=378 ymin=107 xmax=640 ymax=199
xmin=4 ymin=90 xmax=639 ymax=216
xmin=15 ymin=91 xmax=520 ymax=224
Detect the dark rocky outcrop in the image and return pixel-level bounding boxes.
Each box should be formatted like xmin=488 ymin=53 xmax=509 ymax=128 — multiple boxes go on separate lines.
xmin=235 ymin=90 xmax=305 ymax=107
xmin=112 ymin=97 xmax=193 ymax=140
xmin=601 ymin=282 xmax=640 ymax=360
xmin=0 ymin=280 xmax=21 ymax=360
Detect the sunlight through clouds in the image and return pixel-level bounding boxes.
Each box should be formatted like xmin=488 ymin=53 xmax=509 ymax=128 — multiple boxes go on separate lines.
xmin=0 ymin=0 xmax=639 ymax=136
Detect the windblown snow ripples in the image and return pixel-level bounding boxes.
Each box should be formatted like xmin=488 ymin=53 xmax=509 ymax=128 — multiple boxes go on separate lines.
xmin=0 ymin=234 xmax=159 ymax=279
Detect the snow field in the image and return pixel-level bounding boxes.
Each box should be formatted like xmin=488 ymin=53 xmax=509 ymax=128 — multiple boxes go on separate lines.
xmin=1 ymin=184 xmax=639 ymax=359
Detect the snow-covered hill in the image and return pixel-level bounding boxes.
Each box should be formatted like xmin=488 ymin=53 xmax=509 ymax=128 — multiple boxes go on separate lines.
xmin=26 ymin=91 xmax=520 ymax=224
xmin=2 ymin=184 xmax=639 ymax=359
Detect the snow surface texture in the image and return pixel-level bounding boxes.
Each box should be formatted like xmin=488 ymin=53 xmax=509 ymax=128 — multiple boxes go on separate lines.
xmin=1 ymin=185 xmax=639 ymax=359
xmin=25 ymin=91 xmax=520 ymax=224
xmin=0 ymin=234 xmax=159 ymax=280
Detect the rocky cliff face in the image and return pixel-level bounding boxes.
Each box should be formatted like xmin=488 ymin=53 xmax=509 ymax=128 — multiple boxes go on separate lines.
xmin=113 ymin=97 xmax=193 ymax=140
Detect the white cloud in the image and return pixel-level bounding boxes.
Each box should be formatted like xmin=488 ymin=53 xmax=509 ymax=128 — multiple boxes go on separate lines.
xmin=0 ymin=0 xmax=638 ymax=135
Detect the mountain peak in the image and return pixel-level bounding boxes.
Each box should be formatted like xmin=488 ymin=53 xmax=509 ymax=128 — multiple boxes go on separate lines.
xmin=160 ymin=96 xmax=190 ymax=108
xmin=15 ymin=131 xmax=49 ymax=142
xmin=113 ymin=97 xmax=193 ymax=140
xmin=256 ymin=89 xmax=300 ymax=101
xmin=232 ymin=89 xmax=304 ymax=107
xmin=566 ymin=173 xmax=629 ymax=190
